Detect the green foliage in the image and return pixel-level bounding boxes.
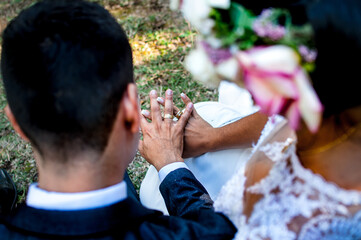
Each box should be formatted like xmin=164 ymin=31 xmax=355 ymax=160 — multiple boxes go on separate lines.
xmin=208 ymin=3 xmax=316 ymax=70
xmin=210 ymin=3 xmax=257 ymax=49
xmin=230 ymin=3 xmax=254 ymax=34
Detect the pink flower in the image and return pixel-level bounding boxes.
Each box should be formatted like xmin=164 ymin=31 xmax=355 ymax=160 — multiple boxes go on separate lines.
xmin=298 ymin=45 xmax=317 ymax=63
xmin=253 ymin=9 xmax=286 ymax=41
xmin=253 ymin=21 xmax=286 ymax=41
xmin=237 ymin=45 xmax=323 ymax=132
xmin=201 ymin=42 xmax=233 ymax=64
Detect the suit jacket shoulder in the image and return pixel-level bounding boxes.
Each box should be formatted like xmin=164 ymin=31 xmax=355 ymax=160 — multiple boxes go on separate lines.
xmin=0 ymin=168 xmax=236 ymax=239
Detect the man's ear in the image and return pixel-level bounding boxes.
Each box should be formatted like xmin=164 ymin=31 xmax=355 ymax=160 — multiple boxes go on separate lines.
xmin=121 ymin=83 xmax=140 ymax=134
xmin=4 ymin=105 xmax=30 ymax=142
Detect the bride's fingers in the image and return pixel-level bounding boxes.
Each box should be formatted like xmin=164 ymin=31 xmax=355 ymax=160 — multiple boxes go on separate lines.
xmin=177 ymin=103 xmax=193 ymax=129
xmin=149 ymin=90 xmax=162 ymax=123
xmin=180 ymin=93 xmax=192 ymax=105
xmin=139 ymin=111 xmax=149 ymax=134
xmin=141 ymin=109 xmax=152 ymax=120
xmin=180 ymin=92 xmax=199 ymax=117
xmin=156 ymin=96 xmax=165 ymax=105
xmin=157 ymin=96 xmax=180 ymax=116
xmin=164 ymin=89 xmax=174 ymax=123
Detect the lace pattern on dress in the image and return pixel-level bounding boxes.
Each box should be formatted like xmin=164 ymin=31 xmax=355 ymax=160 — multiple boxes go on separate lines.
xmin=214 ymin=116 xmax=361 ymax=240
xmin=298 ymin=211 xmax=361 ymax=240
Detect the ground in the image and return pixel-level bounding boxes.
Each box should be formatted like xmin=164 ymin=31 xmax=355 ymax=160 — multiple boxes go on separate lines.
xmin=0 ymin=0 xmax=217 ymax=203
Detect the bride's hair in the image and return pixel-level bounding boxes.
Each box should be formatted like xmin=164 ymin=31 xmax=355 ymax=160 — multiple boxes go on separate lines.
xmin=306 ymin=0 xmax=361 ymax=116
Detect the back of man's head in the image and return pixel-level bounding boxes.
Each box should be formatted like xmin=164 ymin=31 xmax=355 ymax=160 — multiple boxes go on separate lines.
xmin=1 ymin=0 xmax=133 ymax=157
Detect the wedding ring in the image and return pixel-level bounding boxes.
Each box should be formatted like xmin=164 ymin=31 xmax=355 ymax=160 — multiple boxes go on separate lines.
xmin=174 ymin=109 xmax=185 ymax=120
xmin=164 ymin=114 xmax=173 ymax=119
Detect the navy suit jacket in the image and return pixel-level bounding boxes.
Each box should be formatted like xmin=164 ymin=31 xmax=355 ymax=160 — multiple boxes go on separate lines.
xmin=0 ymin=168 xmax=236 ymax=239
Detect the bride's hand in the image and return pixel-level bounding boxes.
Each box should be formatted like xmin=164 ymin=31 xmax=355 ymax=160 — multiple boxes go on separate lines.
xmin=138 ymin=89 xmax=193 ymax=171
xmin=178 ymin=93 xmax=216 ymax=158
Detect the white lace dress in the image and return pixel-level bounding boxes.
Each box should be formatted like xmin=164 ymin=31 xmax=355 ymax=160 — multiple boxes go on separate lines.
xmin=214 ymin=116 xmax=361 ymax=240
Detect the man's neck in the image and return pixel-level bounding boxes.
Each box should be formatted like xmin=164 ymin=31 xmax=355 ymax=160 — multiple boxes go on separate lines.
xmin=35 ymin=151 xmax=125 ymax=193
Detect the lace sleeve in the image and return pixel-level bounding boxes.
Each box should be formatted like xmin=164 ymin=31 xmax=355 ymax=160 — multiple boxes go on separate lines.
xmin=214 ymin=115 xmax=290 ymax=234
xmin=214 ymin=116 xmax=361 ymax=240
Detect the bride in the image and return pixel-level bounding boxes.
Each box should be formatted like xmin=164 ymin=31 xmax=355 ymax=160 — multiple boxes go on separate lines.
xmin=140 ymin=0 xmax=361 ymax=239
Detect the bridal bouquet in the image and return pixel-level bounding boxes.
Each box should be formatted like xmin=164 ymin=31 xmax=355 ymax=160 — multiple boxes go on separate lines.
xmin=171 ymin=0 xmax=323 ymax=132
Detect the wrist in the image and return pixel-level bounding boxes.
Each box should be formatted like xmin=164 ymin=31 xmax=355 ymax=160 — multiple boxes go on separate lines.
xmin=205 ymin=127 xmax=220 ymax=152
xmin=154 ymin=156 xmax=184 ymax=171
xmin=158 ymin=162 xmax=189 ymax=182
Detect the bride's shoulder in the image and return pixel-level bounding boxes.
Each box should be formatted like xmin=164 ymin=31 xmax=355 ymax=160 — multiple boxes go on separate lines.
xmin=245 ymin=116 xmax=296 ymax=185
xmin=242 ymin=115 xmax=296 ymax=217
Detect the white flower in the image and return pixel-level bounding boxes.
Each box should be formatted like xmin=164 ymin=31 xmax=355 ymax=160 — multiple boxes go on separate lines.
xmin=169 ymin=0 xmax=181 ymax=11
xmin=208 ymin=0 xmax=231 ymax=10
xmin=181 ymin=0 xmax=215 ymax=35
xmin=184 ymin=46 xmax=220 ymax=88
xmin=216 ymin=57 xmax=239 ymax=81
xmin=205 ymin=35 xmax=223 ymax=48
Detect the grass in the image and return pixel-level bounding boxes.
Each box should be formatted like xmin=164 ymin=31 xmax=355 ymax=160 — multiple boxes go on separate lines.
xmin=0 ymin=0 xmax=218 ymax=203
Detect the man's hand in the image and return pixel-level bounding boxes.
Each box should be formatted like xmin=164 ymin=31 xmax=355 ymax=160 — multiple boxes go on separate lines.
xmin=139 ymin=89 xmax=193 ymax=171
xmin=150 ymin=93 xmax=216 ymax=158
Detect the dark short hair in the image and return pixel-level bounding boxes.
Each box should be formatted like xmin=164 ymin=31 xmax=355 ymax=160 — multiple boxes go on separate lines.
xmin=1 ymin=0 xmax=133 ymax=155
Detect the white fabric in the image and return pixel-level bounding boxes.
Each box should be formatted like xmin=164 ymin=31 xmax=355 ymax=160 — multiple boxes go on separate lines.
xmin=26 ymin=181 xmax=127 ymax=210
xmin=140 ymin=82 xmax=258 ymax=215
xmin=214 ymin=116 xmax=361 ymax=240
xmin=158 ymin=162 xmax=189 ymax=182
xmin=218 ymin=81 xmax=258 ymax=114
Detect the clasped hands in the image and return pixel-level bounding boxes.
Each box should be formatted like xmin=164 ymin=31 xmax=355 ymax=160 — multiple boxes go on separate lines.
xmin=138 ymin=89 xmax=192 ymax=171
xmin=139 ymin=89 xmax=216 ymax=171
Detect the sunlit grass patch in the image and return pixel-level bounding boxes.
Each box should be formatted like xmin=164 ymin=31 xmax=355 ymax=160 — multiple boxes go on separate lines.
xmin=131 ymin=30 xmax=194 ymax=65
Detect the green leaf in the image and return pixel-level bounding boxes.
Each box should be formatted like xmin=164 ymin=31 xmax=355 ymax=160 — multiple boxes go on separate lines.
xmin=303 ymin=62 xmax=316 ymax=73
xmin=210 ymin=3 xmax=258 ymax=48
xmin=230 ymin=2 xmax=254 ymax=31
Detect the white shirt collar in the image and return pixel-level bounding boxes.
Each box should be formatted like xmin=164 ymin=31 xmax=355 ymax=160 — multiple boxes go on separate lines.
xmin=26 ymin=181 xmax=127 ymax=211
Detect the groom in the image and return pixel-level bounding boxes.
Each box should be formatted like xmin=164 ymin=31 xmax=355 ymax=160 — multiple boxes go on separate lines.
xmin=0 ymin=0 xmax=236 ymax=239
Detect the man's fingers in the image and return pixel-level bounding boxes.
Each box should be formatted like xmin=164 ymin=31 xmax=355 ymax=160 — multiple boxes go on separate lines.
xmin=177 ymin=102 xmax=193 ymax=129
xmin=149 ymin=90 xmax=162 ymax=123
